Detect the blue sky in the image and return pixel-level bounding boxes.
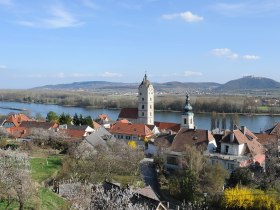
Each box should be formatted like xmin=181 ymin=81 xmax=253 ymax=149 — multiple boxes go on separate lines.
xmin=0 ymin=0 xmax=279 ymax=88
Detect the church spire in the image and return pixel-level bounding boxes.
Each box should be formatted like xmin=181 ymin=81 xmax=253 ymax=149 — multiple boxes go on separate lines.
xmin=184 ymin=93 xmax=193 ymax=113
xmin=181 ymin=93 xmax=195 ymax=129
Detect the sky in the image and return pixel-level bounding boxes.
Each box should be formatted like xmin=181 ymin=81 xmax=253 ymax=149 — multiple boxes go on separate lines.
xmin=0 ymin=0 xmax=279 ymax=89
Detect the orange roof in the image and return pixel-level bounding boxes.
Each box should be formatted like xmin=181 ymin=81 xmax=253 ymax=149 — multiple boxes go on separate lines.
xmin=62 ymin=129 xmax=86 ymax=138
xmin=92 ymin=121 xmax=101 ymax=129
xmin=6 ymin=127 xmax=29 ymax=138
xmin=5 ymin=114 xmax=31 ymax=127
xmin=110 ymin=122 xmax=153 ymax=137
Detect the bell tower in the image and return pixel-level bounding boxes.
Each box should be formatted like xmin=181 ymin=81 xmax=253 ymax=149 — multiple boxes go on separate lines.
xmin=181 ymin=94 xmax=194 ymax=129
xmin=138 ymin=73 xmax=154 ymax=125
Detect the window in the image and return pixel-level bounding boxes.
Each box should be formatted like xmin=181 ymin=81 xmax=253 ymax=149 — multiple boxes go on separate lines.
xmin=184 ymin=118 xmax=187 ymax=125
xmin=167 ymin=156 xmax=178 ymax=165
xmin=139 ymin=92 xmax=142 ymax=95
xmin=150 ymin=105 xmax=152 ymax=109
xmin=150 ymin=112 xmax=152 ymax=116
xmin=142 ymin=98 xmax=144 ymax=101
xmin=228 ymin=163 xmax=234 ymax=170
xmin=142 ymin=112 xmax=144 ymax=116
xmin=142 ymin=105 xmax=144 ymax=109
xmin=150 ymin=98 xmax=152 ymax=101
xmin=225 ymin=145 xmax=229 ymax=154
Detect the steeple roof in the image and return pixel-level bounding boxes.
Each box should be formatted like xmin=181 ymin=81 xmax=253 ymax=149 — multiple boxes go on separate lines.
xmin=184 ymin=94 xmax=193 ymax=113
xmin=139 ymin=73 xmax=151 ymax=87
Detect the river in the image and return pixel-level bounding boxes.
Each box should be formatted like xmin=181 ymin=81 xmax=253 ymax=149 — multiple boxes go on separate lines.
xmin=1 ymin=101 xmax=280 ymax=133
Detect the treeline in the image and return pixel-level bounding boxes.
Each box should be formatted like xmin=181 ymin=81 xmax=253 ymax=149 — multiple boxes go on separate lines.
xmin=1 ymin=90 xmax=280 ymax=114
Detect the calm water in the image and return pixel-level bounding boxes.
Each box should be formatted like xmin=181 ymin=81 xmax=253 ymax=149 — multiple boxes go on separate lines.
xmin=1 ymin=101 xmax=280 ymax=133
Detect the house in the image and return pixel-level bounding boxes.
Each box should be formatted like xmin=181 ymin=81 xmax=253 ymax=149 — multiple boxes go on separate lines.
xmin=95 ymin=114 xmax=113 ymax=129
xmin=85 ymin=126 xmax=116 ymax=148
xmin=59 ymin=125 xmax=95 ymax=140
xmin=205 ymin=126 xmax=265 ymax=172
xmin=154 ymin=122 xmax=180 ymax=135
xmin=166 ymin=128 xmax=216 ymax=169
xmin=5 ymin=121 xmax=59 ymax=140
xmin=1 ymin=113 xmax=31 ymax=128
xmin=109 ymin=121 xmax=154 ymax=149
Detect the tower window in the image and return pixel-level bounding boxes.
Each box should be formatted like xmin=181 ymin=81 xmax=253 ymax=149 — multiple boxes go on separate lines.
xmin=142 ymin=105 xmax=144 ymax=109
xmin=150 ymin=98 xmax=152 ymax=101
xmin=142 ymin=112 xmax=144 ymax=116
xmin=140 ymin=92 xmax=142 ymax=95
xmin=184 ymin=118 xmax=187 ymax=124
xmin=142 ymin=98 xmax=144 ymax=101
xmin=150 ymin=112 xmax=152 ymax=116
xmin=150 ymin=105 xmax=152 ymax=109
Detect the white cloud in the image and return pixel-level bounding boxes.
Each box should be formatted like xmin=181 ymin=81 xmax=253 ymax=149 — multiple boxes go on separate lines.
xmin=162 ymin=11 xmax=203 ymax=23
xmin=211 ymin=48 xmax=260 ymax=61
xmin=211 ymin=48 xmax=239 ymax=60
xmin=0 ymin=0 xmax=13 ymax=6
xmin=184 ymin=71 xmax=203 ymax=77
xmin=100 ymin=72 xmax=122 ymax=78
xmin=18 ymin=6 xmax=83 ymax=29
xmin=0 ymin=65 xmax=7 ymax=70
xmin=242 ymin=55 xmax=260 ymax=60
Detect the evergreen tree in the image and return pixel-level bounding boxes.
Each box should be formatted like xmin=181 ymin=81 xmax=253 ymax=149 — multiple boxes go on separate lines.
xmin=72 ymin=113 xmax=80 ymax=126
xmin=84 ymin=116 xmax=93 ymax=127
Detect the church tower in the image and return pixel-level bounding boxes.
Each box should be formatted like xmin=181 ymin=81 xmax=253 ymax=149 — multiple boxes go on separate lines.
xmin=181 ymin=94 xmax=195 ymax=129
xmin=138 ymin=74 xmax=154 ymax=125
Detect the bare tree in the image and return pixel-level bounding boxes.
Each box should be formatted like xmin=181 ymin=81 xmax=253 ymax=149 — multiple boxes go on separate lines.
xmin=0 ymin=149 xmax=36 ymax=210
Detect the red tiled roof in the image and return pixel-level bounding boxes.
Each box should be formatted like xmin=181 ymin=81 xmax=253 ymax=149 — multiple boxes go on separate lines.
xmin=154 ymin=121 xmax=181 ymax=133
xmin=62 ymin=129 xmax=86 ymax=138
xmin=255 ymin=133 xmax=278 ymax=147
xmin=170 ymin=128 xmax=212 ymax=152
xmin=20 ymin=121 xmax=58 ymax=130
xmin=118 ymin=108 xmax=138 ymax=119
xmin=6 ymin=127 xmax=29 ymax=138
xmin=110 ymin=122 xmax=153 ymax=137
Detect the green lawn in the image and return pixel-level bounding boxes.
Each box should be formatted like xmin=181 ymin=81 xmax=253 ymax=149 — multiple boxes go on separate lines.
xmin=38 ymin=187 xmax=68 ymax=210
xmin=0 ymin=188 xmax=67 ymax=210
xmin=31 ymin=155 xmax=62 ymax=182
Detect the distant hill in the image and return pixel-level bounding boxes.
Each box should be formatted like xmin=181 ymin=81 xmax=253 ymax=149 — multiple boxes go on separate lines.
xmin=216 ymin=76 xmax=280 ymax=91
xmin=32 ymin=76 xmax=280 ymax=92
xmin=33 ymin=81 xmax=221 ymax=91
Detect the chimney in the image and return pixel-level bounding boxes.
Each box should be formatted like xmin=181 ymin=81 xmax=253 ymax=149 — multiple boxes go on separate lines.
xmin=241 ymin=126 xmax=246 ymax=134
xmin=230 ymin=132 xmax=235 ymax=143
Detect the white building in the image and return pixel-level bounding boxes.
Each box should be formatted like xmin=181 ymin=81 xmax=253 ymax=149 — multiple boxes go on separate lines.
xmin=118 ymin=73 xmax=154 ymax=125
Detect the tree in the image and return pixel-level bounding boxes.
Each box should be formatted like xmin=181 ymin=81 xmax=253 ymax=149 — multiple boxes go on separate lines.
xmin=222 ymin=112 xmax=227 ymax=130
xmin=72 ymin=113 xmax=80 ymax=126
xmin=222 ymin=185 xmax=280 ymax=210
xmin=46 ymin=111 xmax=59 ymax=122
xmin=60 ymin=183 xmax=149 ymax=210
xmin=228 ymin=167 xmax=253 ymax=187
xmin=0 ymin=149 xmax=36 ymax=210
xmin=59 ymin=112 xmax=72 ymax=125
xmin=211 ymin=111 xmax=216 ymax=130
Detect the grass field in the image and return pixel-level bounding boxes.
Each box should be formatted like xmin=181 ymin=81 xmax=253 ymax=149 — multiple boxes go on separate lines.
xmin=31 ymin=155 xmax=62 ymax=182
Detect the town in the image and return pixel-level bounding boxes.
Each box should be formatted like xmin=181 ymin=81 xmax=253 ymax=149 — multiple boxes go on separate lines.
xmin=1 ymin=74 xmax=280 ymax=210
